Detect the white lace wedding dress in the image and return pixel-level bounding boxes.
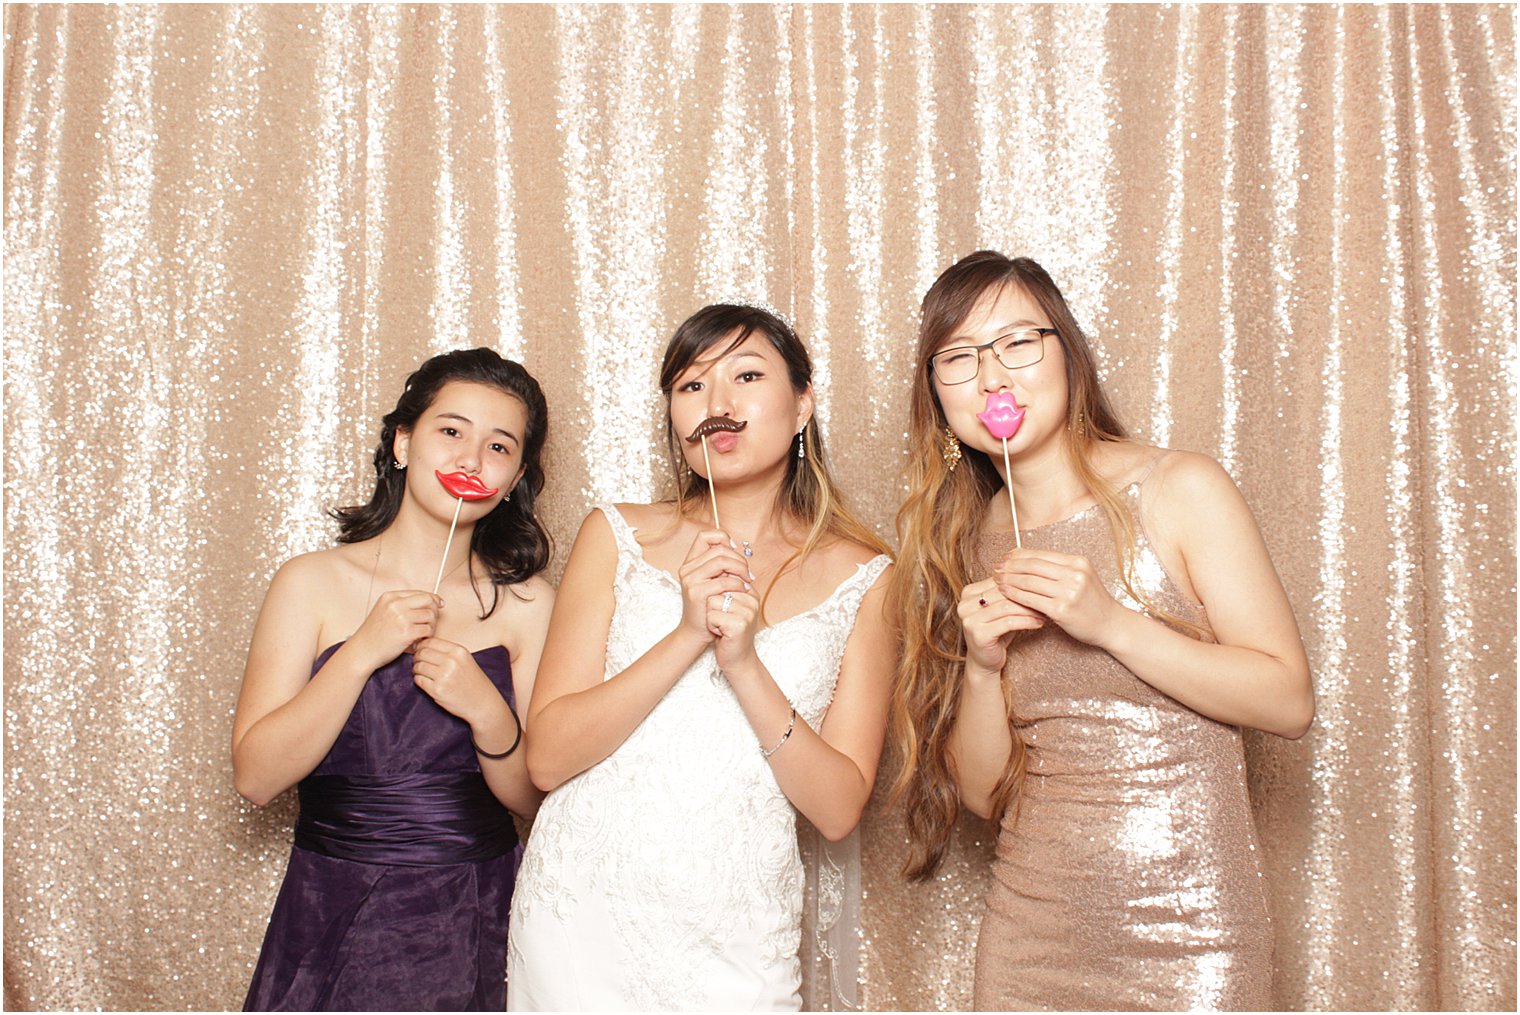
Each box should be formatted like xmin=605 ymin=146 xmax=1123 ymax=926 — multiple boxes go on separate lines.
xmin=507 ymin=505 xmax=889 ymax=1011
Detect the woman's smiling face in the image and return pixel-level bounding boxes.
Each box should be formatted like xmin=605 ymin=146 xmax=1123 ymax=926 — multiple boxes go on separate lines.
xmin=931 ymin=283 xmax=1068 ymax=461
xmin=394 ymin=380 xmax=528 ymax=520
xmin=669 ymin=329 xmax=812 ymax=486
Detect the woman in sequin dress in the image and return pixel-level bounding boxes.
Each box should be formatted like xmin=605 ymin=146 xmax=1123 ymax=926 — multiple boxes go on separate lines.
xmin=889 ymin=252 xmax=1313 ymax=1011
xmin=507 ymin=305 xmax=894 ymax=1010
xmin=233 ymin=349 xmax=553 ymax=1011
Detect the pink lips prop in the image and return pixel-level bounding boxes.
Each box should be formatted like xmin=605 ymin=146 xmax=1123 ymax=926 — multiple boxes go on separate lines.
xmin=435 ymin=470 xmax=499 ymax=501
xmin=976 ymin=391 xmax=1025 ymax=440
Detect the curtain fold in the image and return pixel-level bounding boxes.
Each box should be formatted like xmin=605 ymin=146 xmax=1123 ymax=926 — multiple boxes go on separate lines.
xmin=3 ymin=4 xmax=1513 ymax=1010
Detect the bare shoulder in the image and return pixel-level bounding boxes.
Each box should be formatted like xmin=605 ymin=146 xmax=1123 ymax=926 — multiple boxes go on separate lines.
xmin=268 ymin=544 xmax=364 ymax=599
xmin=810 ymin=534 xmax=893 ymax=590
xmin=610 ymin=500 xmax=683 ymax=548
xmin=1139 ymin=449 xmax=1259 ymax=543
xmin=496 ymin=573 xmax=556 ymax=614
xmin=1149 ymin=449 xmax=1240 ymax=504
xmin=610 ymin=500 xmax=670 ymax=529
xmin=484 ymin=573 xmax=557 ymax=646
xmin=1090 ymin=439 xmax=1167 ymax=487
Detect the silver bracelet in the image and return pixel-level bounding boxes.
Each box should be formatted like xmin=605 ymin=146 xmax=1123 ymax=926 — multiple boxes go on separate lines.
xmin=761 ymin=707 xmax=797 ymax=759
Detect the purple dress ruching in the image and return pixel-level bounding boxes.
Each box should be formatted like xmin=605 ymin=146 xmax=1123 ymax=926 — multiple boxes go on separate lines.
xmin=244 ymin=643 xmax=521 ymax=1012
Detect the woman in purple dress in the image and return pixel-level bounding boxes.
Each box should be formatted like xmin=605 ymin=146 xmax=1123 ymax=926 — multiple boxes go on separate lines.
xmin=233 ymin=349 xmax=553 ymax=1011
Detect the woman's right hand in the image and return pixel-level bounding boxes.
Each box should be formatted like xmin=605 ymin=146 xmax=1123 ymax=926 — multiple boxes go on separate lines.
xmin=676 ymin=530 xmax=753 ymax=644
xmin=348 ymin=589 xmax=442 ymax=669
xmin=957 ymin=578 xmax=1045 ymax=676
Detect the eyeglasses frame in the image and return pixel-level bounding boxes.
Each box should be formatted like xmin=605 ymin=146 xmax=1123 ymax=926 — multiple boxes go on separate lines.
xmin=929 ymin=327 xmax=1058 ymax=386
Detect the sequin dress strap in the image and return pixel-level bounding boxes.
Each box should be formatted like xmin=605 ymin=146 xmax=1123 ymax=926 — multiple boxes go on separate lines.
xmin=1132 ymin=448 xmax=1174 ymax=489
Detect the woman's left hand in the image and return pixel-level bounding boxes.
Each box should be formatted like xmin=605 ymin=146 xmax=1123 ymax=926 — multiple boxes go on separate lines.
xmin=708 ymin=587 xmax=762 ymax=677
xmin=993 ymin=548 xmax=1125 ymax=648
xmin=412 ymin=636 xmax=506 ymax=726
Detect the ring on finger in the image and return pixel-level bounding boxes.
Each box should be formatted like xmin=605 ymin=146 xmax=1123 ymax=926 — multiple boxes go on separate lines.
xmin=978 ymin=597 xmax=987 ymax=607
xmin=721 ymin=591 xmax=734 ymax=613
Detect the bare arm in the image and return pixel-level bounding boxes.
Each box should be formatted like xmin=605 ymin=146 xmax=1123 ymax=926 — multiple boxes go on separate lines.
xmin=231 ymin=557 xmax=439 ymax=806
xmin=996 ymin=453 xmax=1313 ymax=739
xmin=475 ymin=579 xmax=553 ymax=815
xmin=525 ymin=510 xmax=747 ymax=791
xmin=410 ymin=577 xmax=555 ymax=817
xmin=721 ymin=566 xmax=897 ymax=841
xmin=945 ymin=577 xmax=1047 ymax=818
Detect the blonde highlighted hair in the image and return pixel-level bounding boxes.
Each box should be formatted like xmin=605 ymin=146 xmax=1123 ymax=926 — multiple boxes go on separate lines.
xmin=657 ymin=305 xmax=889 ymax=615
xmin=888 ymin=252 xmax=1188 ymax=879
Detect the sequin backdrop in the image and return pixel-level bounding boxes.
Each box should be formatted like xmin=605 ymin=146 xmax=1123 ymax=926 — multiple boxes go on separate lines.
xmin=3 ymin=4 xmax=1514 ymax=1010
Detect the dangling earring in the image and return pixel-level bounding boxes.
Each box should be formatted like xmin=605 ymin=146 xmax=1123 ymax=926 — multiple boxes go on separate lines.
xmin=392 ymin=459 xmax=406 ymax=471
xmin=797 ymin=422 xmax=807 ymax=460
xmin=505 ymin=491 xmax=511 ymax=503
xmin=1068 ymin=411 xmax=1086 ymax=436
xmin=941 ymin=428 xmax=962 ymax=472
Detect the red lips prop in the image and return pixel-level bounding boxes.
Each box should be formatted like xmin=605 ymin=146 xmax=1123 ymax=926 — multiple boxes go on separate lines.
xmin=434 ymin=470 xmax=499 ymax=501
xmin=429 ymin=471 xmax=499 ymax=594
xmin=976 ymin=392 xmax=1025 ymax=547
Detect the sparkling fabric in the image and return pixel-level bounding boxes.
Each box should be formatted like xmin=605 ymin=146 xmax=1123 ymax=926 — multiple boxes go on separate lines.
xmin=2 ymin=5 xmax=1514 ymax=1011
xmin=971 ymin=458 xmax=1271 ymax=1011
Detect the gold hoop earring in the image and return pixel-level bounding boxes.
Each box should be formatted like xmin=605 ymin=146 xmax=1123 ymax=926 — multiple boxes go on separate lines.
xmin=941 ymin=428 xmax=962 ymax=472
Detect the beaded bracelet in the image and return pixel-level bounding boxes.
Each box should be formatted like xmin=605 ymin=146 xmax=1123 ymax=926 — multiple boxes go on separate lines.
xmin=472 ymin=704 xmax=523 ymax=760
xmin=761 ymin=707 xmax=797 ymax=760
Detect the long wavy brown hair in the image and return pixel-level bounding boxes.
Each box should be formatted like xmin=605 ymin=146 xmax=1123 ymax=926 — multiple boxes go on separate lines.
xmin=888 ymin=252 xmax=1148 ymax=879
xmin=657 ymin=305 xmax=889 ymax=616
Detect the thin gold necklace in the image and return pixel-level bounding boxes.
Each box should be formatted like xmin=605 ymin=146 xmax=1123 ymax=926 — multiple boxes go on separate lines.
xmin=363 ymin=535 xmax=468 ymax=613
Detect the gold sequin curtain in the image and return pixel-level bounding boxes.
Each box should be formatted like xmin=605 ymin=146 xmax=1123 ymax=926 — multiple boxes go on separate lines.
xmin=3 ymin=4 xmax=1513 ymax=1010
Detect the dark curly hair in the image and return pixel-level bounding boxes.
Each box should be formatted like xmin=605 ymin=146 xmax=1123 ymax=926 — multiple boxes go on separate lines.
xmin=330 ymin=348 xmax=552 ymax=618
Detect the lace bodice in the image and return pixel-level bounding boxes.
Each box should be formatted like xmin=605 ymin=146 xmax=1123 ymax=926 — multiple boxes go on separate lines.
xmin=510 ymin=504 xmax=889 ymax=1009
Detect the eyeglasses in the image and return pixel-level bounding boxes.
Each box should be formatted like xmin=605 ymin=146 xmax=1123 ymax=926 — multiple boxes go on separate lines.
xmin=929 ymin=328 xmax=1056 ymax=385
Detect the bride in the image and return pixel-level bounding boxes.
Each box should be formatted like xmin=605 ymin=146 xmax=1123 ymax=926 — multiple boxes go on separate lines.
xmin=507 ymin=304 xmax=893 ymax=1010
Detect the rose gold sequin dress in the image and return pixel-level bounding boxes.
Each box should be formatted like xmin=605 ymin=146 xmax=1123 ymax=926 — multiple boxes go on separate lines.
xmin=972 ymin=455 xmax=1272 ymax=1011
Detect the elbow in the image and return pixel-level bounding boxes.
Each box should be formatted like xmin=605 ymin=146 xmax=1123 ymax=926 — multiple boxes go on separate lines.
xmin=1279 ymin=693 xmax=1315 ymax=741
xmin=231 ymin=746 xmax=285 ymax=807
xmin=962 ymin=795 xmax=994 ymax=822
xmin=1270 ymin=672 xmax=1316 ymax=741
xmin=816 ymin=805 xmax=866 ymax=844
xmin=233 ymin=771 xmax=278 ymax=808
xmin=524 ymin=741 xmax=568 ymax=794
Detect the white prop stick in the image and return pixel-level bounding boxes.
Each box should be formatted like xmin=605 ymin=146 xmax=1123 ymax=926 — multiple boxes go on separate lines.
xmin=1002 ymin=438 xmax=1022 ymax=549
xmin=700 ymin=435 xmax=721 ymax=529
xmin=431 ymin=497 xmax=465 ymax=594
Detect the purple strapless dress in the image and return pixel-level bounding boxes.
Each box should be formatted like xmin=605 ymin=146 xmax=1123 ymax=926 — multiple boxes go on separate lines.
xmin=244 ymin=643 xmax=521 ymax=1012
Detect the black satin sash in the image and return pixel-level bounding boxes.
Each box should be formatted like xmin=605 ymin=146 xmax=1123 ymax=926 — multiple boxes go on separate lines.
xmin=295 ymin=772 xmax=517 ymax=867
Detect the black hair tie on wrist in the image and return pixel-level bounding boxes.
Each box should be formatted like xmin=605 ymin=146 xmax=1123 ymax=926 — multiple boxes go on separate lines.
xmin=472 ymin=704 xmax=523 ymax=760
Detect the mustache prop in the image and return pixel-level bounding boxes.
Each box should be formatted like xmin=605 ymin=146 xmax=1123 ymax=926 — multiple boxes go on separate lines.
xmin=684 ymin=416 xmax=748 ymax=528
